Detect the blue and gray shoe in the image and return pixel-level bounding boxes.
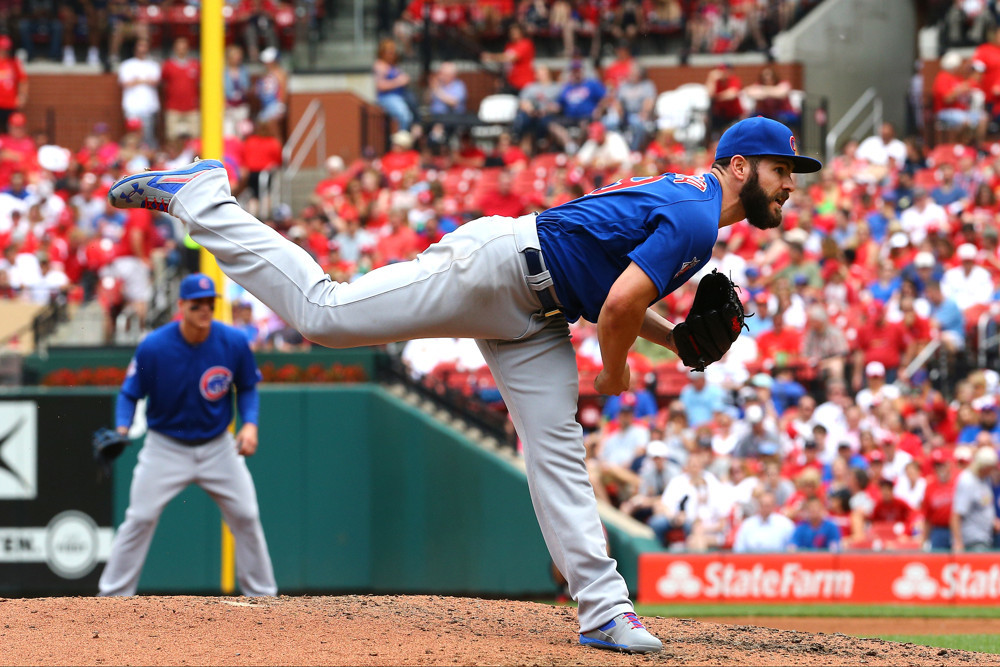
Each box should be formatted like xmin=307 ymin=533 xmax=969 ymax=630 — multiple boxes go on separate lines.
xmin=108 ymin=159 xmax=225 ymax=212
xmin=579 ymin=611 xmax=662 ymax=653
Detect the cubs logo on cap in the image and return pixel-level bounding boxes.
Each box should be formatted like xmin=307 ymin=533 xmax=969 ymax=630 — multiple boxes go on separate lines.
xmin=715 ymin=117 xmax=822 ymax=173
xmin=179 ymin=272 xmax=219 ymax=300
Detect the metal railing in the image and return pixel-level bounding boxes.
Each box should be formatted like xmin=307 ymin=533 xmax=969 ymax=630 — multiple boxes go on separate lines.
xmin=281 ymin=98 xmax=326 ymax=207
xmin=825 ymin=87 xmax=882 ymax=164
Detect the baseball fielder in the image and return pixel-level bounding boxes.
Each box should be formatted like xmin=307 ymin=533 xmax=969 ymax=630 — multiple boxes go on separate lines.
xmin=108 ymin=116 xmax=820 ymax=651
xmin=98 ymin=273 xmax=277 ymax=597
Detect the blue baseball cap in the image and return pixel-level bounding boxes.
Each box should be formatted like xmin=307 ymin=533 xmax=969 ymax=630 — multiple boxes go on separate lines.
xmin=715 ymin=117 xmax=823 ymax=173
xmin=179 ymin=273 xmax=218 ymax=300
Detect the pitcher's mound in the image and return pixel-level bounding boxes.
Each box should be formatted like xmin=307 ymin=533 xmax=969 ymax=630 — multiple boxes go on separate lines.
xmin=1 ymin=594 xmax=998 ymax=666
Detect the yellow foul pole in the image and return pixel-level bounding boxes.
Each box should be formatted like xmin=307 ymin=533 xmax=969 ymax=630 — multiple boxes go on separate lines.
xmin=199 ymin=0 xmax=237 ymax=595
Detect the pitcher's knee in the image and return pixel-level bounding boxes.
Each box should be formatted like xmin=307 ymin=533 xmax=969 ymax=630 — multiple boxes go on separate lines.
xmin=226 ymin=508 xmax=261 ymax=530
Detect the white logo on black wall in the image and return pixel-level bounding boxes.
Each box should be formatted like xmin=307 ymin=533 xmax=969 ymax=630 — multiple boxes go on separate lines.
xmin=0 ymin=402 xmax=37 ymax=499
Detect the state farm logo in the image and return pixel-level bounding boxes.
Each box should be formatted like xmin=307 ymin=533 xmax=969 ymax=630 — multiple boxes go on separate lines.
xmin=656 ymin=561 xmax=854 ymax=599
xmin=893 ymin=562 xmax=1000 ymax=600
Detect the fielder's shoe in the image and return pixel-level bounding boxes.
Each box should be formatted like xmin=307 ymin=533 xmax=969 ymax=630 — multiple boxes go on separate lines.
xmin=108 ymin=159 xmax=224 ymax=212
xmin=579 ymin=612 xmax=662 ymax=653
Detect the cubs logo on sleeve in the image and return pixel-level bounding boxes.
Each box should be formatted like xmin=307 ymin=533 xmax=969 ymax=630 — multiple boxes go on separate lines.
xmin=199 ymin=366 xmax=233 ymax=401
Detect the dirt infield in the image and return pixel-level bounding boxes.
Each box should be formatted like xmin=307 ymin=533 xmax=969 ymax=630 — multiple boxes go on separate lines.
xmin=2 ymin=595 xmax=1000 ymax=666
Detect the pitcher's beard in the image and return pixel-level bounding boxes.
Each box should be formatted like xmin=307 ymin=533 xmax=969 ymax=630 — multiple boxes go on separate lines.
xmin=740 ymin=171 xmax=783 ymax=230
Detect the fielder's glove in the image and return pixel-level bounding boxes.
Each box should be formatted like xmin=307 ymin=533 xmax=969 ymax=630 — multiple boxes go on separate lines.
xmin=671 ymin=269 xmax=748 ymax=372
xmin=92 ymin=427 xmax=130 ymax=479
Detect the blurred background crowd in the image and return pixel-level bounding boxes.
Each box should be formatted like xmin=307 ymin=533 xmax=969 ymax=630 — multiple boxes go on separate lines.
xmin=4 ymin=0 xmax=1000 ymax=553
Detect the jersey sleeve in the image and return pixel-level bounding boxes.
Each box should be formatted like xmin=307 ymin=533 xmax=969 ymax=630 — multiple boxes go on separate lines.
xmin=627 ymin=207 xmax=715 ymax=299
xmin=233 ymin=332 xmax=261 ymax=391
xmin=119 ymin=343 xmax=149 ymax=401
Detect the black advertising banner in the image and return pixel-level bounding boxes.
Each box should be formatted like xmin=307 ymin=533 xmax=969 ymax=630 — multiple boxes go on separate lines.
xmin=0 ymin=391 xmax=115 ymax=595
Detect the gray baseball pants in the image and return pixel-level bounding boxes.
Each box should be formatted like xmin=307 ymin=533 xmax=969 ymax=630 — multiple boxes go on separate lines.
xmin=169 ymin=169 xmax=633 ymax=631
xmin=98 ymin=429 xmax=277 ymax=597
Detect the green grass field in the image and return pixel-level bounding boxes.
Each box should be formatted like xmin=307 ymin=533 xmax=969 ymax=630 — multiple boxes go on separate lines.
xmin=863 ymin=635 xmax=1000 ymax=653
xmin=632 ymin=603 xmax=1000 ymax=654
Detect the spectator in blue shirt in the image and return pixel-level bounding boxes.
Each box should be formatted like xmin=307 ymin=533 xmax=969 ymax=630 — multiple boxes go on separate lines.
xmin=603 ymin=387 xmax=658 ymax=422
xmin=554 ymin=60 xmax=606 ymax=151
xmin=868 ymin=259 xmax=902 ymax=304
xmin=791 ymin=497 xmax=842 ymax=551
xmin=901 ymin=251 xmax=943 ymax=294
xmin=679 ymin=371 xmax=726 ymax=427
xmin=926 ymin=278 xmax=965 ymax=351
xmin=931 ymin=163 xmax=970 ymax=211
xmin=428 ymin=61 xmax=467 ymax=115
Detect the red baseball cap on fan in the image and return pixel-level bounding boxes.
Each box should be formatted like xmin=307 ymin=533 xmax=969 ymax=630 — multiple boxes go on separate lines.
xmin=8 ymin=112 xmax=24 ymax=127
xmin=0 ymin=35 xmax=11 ymax=51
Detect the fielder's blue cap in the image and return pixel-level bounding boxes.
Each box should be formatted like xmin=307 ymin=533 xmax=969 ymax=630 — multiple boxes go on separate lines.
xmin=179 ymin=273 xmax=218 ymax=300
xmin=715 ymin=117 xmax=823 ymax=173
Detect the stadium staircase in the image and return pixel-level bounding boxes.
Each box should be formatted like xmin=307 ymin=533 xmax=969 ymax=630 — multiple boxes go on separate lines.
xmin=292 ymin=0 xmax=378 ymax=71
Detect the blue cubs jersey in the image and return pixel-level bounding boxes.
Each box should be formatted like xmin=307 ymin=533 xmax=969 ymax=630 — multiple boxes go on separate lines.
xmin=120 ymin=321 xmax=260 ymax=441
xmin=535 ymin=172 xmax=723 ymax=323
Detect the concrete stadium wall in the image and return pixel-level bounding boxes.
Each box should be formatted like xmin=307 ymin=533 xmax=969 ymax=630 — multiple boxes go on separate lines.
xmin=773 ymin=0 xmax=918 ymax=150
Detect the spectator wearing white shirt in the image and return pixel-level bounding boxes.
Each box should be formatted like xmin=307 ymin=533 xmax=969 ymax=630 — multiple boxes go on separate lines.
xmin=118 ymin=38 xmax=162 ymax=149
xmin=575 ymin=121 xmax=633 ymax=173
xmin=26 ymin=252 xmax=68 ymax=305
xmin=942 ymin=242 xmax=994 ymax=312
xmin=855 ymin=362 xmax=902 ymax=414
xmin=899 ymin=188 xmax=950 ymax=245
xmin=894 ymin=460 xmax=927 ymax=510
xmin=855 ymin=122 xmax=908 ymax=168
xmin=879 ymin=434 xmax=914 ymax=482
xmin=732 ymin=492 xmax=795 ymax=553
xmin=652 ymin=448 xmax=731 ymax=551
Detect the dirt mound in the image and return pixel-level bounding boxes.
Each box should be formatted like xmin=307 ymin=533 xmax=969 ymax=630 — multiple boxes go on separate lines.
xmin=1 ymin=595 xmax=997 ymax=666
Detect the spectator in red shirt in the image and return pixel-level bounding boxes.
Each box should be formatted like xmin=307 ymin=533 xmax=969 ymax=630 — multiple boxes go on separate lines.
xmin=488 ymin=132 xmax=528 ymax=171
xmin=871 ymin=476 xmax=914 ymax=525
xmin=602 ymin=40 xmax=635 ymax=89
xmin=481 ymin=22 xmax=535 ymax=93
xmin=973 ymin=26 xmax=1000 ymax=125
xmin=0 ymin=112 xmax=36 ymax=188
xmin=705 ymin=63 xmax=744 ymax=141
xmin=242 ymin=119 xmax=283 ymax=218
xmin=755 ymin=310 xmax=803 ymax=370
xmin=161 ymin=37 xmax=201 ymax=143
xmin=453 ymin=130 xmax=487 ymax=169
xmin=312 ymin=155 xmax=352 ymax=206
xmin=852 ymin=301 xmax=907 ymax=386
xmin=0 ymin=35 xmax=26 ymax=133
xmin=74 ymin=123 xmax=119 ymax=177
xmin=374 ymin=206 xmax=422 ymax=267
xmin=380 ymin=130 xmax=421 ymax=184
xmin=920 ymin=448 xmax=957 ymax=550
xmin=932 ymin=50 xmax=986 ymax=144
xmin=475 ymin=171 xmax=527 ymax=218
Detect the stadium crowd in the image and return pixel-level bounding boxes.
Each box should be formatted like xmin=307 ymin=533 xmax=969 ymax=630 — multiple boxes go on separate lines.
xmin=4 ymin=4 xmax=1000 ymax=553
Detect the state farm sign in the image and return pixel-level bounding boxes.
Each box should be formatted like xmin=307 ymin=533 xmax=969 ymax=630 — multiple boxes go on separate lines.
xmin=655 ymin=561 xmax=854 ymax=600
xmin=638 ymin=553 xmax=1000 ymax=604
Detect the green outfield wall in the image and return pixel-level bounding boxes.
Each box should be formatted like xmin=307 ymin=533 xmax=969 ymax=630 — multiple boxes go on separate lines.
xmin=1 ymin=383 xmax=652 ymax=598
xmin=112 ymin=385 xmax=560 ymax=596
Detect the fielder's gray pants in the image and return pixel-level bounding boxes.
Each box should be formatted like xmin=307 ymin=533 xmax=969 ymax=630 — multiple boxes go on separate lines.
xmin=98 ymin=429 xmax=277 ymax=597
xmin=170 ymin=169 xmax=633 ymax=632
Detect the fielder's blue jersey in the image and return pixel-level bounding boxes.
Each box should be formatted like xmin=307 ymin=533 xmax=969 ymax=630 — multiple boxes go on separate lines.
xmin=120 ymin=321 xmax=261 ymax=441
xmin=535 ymin=172 xmax=723 ymax=323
